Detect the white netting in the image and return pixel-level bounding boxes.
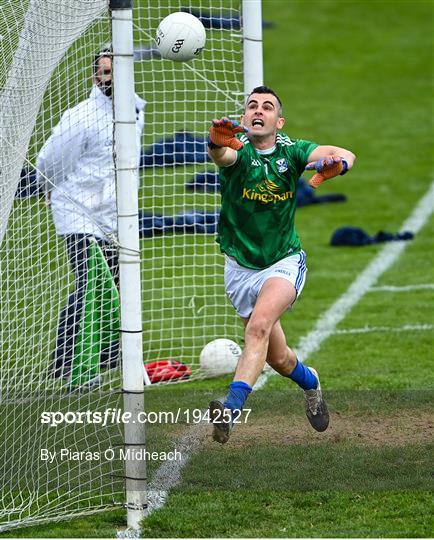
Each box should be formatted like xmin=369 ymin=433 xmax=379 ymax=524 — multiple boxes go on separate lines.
xmin=134 ymin=2 xmax=244 ymax=373
xmin=0 ymin=1 xmax=125 ymax=532
xmin=0 ymin=0 xmax=244 ymax=531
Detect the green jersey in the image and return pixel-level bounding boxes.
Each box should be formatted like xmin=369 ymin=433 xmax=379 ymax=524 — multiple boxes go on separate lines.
xmin=217 ymin=132 xmax=318 ymax=269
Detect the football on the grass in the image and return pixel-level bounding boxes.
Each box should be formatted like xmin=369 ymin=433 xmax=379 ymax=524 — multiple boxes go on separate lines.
xmin=200 ymin=338 xmax=241 ymax=377
xmin=155 ymin=12 xmax=206 ymax=62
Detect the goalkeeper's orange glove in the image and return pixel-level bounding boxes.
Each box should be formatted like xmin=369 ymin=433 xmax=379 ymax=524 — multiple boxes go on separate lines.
xmin=305 ymin=155 xmax=348 ymax=188
xmin=208 ymin=117 xmax=248 ymax=151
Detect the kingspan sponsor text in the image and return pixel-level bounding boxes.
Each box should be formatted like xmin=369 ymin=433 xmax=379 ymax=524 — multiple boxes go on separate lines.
xmin=242 ymin=188 xmax=293 ymax=203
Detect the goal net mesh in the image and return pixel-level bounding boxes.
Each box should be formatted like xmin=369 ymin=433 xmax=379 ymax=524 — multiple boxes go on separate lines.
xmin=0 ymin=0 xmax=244 ymax=531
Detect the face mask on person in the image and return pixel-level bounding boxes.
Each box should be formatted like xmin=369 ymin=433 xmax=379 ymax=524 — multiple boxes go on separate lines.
xmin=97 ymin=80 xmax=112 ymax=97
xmin=94 ymin=55 xmax=112 ymax=98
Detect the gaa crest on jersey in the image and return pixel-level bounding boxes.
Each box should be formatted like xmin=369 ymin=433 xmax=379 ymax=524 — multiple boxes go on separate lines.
xmin=276 ymin=158 xmax=288 ymax=173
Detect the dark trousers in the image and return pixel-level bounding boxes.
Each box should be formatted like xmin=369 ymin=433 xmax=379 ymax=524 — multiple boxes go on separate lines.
xmin=51 ymin=234 xmax=119 ymax=378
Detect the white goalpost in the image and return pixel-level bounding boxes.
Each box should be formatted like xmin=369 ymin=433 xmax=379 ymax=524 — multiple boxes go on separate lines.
xmin=111 ymin=0 xmax=147 ymax=529
xmin=242 ymin=0 xmax=264 ymax=95
xmin=0 ymin=0 xmax=262 ymax=532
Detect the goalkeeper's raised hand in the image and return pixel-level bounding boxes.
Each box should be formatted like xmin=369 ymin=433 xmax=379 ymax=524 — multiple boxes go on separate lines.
xmin=209 ymin=117 xmax=248 ymax=151
xmin=305 ymin=155 xmax=348 ymax=189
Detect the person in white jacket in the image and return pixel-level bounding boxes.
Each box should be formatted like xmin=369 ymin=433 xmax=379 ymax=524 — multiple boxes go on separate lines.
xmin=36 ymin=48 xmax=145 ymax=381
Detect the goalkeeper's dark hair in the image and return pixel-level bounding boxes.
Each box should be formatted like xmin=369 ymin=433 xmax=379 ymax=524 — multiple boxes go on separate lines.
xmin=246 ymin=86 xmax=283 ymax=115
xmin=92 ymin=46 xmax=112 ymax=76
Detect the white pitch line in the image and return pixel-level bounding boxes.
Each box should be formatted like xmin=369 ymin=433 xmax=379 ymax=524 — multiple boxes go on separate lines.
xmin=144 ymin=180 xmax=434 ymax=520
xmin=255 ymin=180 xmax=434 ymax=390
xmin=147 ymin=420 xmax=208 ymax=505
xmin=333 ymin=323 xmax=433 ymax=335
xmin=369 ymin=284 xmax=434 ymax=292
xmin=144 ymin=419 xmax=210 ymax=516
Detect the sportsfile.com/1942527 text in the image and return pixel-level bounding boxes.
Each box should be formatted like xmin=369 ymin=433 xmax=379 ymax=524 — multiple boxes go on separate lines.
xmin=40 ymin=407 xmax=252 ymax=427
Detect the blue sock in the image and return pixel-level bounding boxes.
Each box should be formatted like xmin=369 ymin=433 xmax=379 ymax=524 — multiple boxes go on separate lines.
xmin=224 ymin=381 xmax=252 ymax=413
xmin=288 ymin=359 xmax=318 ymax=390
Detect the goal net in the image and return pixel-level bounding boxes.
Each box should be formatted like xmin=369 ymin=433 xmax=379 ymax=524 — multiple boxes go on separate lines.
xmin=0 ymin=0 xmax=245 ymax=532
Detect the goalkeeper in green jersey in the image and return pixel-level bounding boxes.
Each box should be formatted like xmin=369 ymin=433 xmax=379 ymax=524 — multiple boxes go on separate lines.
xmin=207 ymin=86 xmax=356 ymax=444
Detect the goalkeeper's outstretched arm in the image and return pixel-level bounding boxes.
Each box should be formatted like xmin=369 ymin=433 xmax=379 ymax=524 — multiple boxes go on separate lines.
xmin=208 ymin=117 xmax=248 ymax=167
xmin=307 ymin=145 xmax=356 ymax=170
xmin=305 ymin=145 xmax=356 ymax=189
xmin=208 ymin=144 xmax=238 ymax=168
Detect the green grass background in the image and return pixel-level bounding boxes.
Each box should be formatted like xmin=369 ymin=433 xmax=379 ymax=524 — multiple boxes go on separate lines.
xmin=1 ymin=0 xmax=433 ymax=537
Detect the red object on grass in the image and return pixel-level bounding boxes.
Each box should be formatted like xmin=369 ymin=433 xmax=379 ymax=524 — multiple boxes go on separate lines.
xmin=144 ymin=360 xmax=192 ymax=383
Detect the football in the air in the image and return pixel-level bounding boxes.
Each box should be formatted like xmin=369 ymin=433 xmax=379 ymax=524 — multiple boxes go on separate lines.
xmin=155 ymin=12 xmax=206 ymax=62
xmin=199 ymin=338 xmax=242 ymax=377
